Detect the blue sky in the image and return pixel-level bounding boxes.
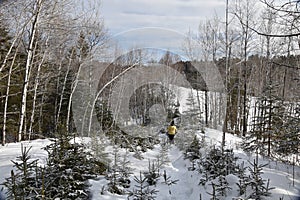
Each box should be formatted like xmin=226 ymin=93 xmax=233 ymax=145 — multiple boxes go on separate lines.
xmin=101 ymin=0 xmax=226 ymax=56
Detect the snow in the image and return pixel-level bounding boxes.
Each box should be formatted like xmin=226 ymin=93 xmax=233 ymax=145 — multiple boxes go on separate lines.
xmin=0 ymin=139 xmax=51 ymax=185
xmin=0 ymin=87 xmax=299 ymax=199
xmin=1 ymin=129 xmax=300 ymax=200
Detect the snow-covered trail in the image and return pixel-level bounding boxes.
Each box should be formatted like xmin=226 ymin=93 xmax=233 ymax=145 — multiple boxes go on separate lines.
xmin=0 ymin=128 xmax=300 ymax=200
xmin=146 ymin=127 xmax=300 ymax=200
xmin=160 ymin=146 xmax=201 ymax=200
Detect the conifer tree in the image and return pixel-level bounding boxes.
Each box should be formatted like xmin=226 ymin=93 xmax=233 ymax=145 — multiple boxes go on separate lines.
xmin=43 ymin=127 xmax=106 ymax=199
xmin=247 ymin=158 xmax=273 ymax=199
xmin=90 ymin=131 xmax=110 ymax=166
xmin=106 ymin=146 xmax=132 ymax=195
xmin=2 ymin=144 xmax=41 ymax=199
xmin=214 ymin=175 xmax=231 ymax=197
xmin=235 ymin=161 xmax=249 ymax=196
xmin=184 ymin=135 xmax=201 ymax=161
xmin=127 ymin=171 xmax=158 ymax=200
xmin=144 ymin=160 xmax=160 ymax=186
xmin=273 ymin=102 xmax=300 ymax=156
xmin=155 ymin=142 xmax=170 ymax=168
xmin=184 ymin=135 xmax=202 ymax=171
xmin=198 ymin=146 xmax=239 ymax=185
xmin=161 ymin=170 xmax=179 ymax=195
xmin=182 ymin=90 xmax=204 ymax=131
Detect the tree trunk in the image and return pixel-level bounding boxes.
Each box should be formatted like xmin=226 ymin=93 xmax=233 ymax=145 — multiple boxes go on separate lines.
xmin=66 ymin=61 xmax=82 ymax=133
xmin=223 ymin=0 xmax=230 ymax=135
xmin=88 ymin=63 xmax=137 ymax=135
xmin=55 ymin=49 xmax=73 ymax=131
xmin=28 ymin=48 xmax=46 ymax=139
xmin=38 ymin=85 xmax=45 ymax=134
xmin=0 ymin=36 xmax=19 ymax=73
xmin=196 ymin=89 xmax=202 ymax=128
xmin=2 ymin=47 xmax=19 ymax=145
xmin=18 ymin=0 xmax=42 ymax=142
xmin=242 ymin=33 xmax=249 ymax=136
xmin=204 ymin=90 xmax=209 ymax=127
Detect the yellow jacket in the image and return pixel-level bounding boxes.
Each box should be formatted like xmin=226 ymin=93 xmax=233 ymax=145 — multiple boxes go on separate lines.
xmin=167 ymin=125 xmax=177 ymax=135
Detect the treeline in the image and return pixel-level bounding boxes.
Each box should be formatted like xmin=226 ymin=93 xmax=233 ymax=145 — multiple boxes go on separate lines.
xmin=0 ymin=0 xmax=107 ymax=144
xmin=215 ymin=54 xmax=299 ymax=134
xmin=0 ymin=0 xmax=299 ymax=161
xmin=180 ymin=0 xmax=300 ymax=160
xmin=176 ymin=52 xmax=299 ymax=159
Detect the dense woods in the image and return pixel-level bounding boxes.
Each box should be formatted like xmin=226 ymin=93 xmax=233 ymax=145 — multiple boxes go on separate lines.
xmin=0 ymin=0 xmax=107 ymax=143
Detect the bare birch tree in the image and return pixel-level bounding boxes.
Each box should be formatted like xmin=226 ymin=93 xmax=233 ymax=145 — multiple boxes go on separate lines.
xmin=28 ymin=38 xmax=48 ymax=139
xmin=233 ymin=0 xmax=258 ymax=136
xmin=2 ymin=45 xmax=20 ymax=145
xmin=17 ymin=0 xmax=44 ymax=142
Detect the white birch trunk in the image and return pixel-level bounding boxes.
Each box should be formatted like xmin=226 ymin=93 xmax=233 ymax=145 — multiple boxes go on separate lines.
xmin=18 ymin=0 xmax=42 ymax=142
xmin=28 ymin=48 xmax=47 ymax=140
xmin=2 ymin=47 xmax=19 ymax=145
xmin=66 ymin=62 xmax=82 ymax=133
xmin=88 ymin=63 xmax=137 ymax=136
xmin=223 ymin=0 xmax=230 ymax=134
xmin=55 ymin=49 xmax=74 ymax=131
xmin=0 ymin=36 xmax=20 ymax=73
xmin=54 ymin=61 xmax=62 ymax=127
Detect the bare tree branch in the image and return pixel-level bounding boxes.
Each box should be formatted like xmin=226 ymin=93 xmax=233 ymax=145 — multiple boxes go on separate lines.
xmin=88 ymin=63 xmax=138 ymax=136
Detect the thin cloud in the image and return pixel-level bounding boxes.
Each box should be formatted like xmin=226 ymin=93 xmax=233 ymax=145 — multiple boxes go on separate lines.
xmin=102 ymin=0 xmax=225 ymax=51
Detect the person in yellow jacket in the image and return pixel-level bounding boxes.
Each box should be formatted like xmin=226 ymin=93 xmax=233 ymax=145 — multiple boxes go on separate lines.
xmin=167 ymin=120 xmax=177 ymax=143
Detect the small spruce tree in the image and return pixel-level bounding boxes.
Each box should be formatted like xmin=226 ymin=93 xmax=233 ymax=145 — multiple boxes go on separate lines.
xmin=247 ymin=158 xmax=273 ymax=199
xmin=127 ymin=171 xmax=158 ymax=200
xmin=198 ymin=146 xmax=239 ymax=185
xmin=161 ymin=170 xmax=179 ymax=195
xmin=43 ymin=127 xmax=106 ymax=199
xmin=144 ymin=160 xmax=160 ymax=186
xmin=235 ymin=161 xmax=249 ymax=196
xmin=2 ymin=144 xmax=41 ymax=199
xmin=106 ymin=146 xmax=132 ymax=194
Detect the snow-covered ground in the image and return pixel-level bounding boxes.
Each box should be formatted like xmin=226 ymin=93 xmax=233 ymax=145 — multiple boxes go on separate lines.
xmin=1 ymin=128 xmax=299 ymax=200
xmin=0 ymin=139 xmax=51 ymax=186
xmin=0 ymin=85 xmax=298 ymax=199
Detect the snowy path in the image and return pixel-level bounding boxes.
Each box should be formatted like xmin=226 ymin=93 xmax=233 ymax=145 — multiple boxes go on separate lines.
xmin=0 ymin=129 xmax=300 ymax=200
xmin=162 ymin=146 xmax=201 ymax=200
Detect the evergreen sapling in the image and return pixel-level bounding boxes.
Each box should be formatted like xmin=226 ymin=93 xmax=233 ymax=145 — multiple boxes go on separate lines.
xmin=127 ymin=171 xmax=158 ymax=200
xmin=1 ymin=144 xmax=41 ymax=199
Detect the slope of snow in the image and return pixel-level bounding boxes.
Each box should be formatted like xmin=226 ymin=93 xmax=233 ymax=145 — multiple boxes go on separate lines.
xmin=1 ymin=129 xmax=299 ymax=200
